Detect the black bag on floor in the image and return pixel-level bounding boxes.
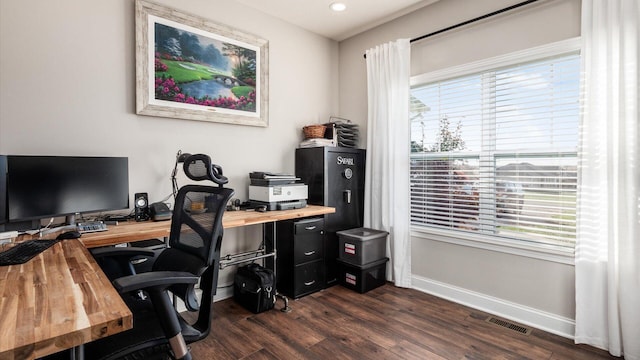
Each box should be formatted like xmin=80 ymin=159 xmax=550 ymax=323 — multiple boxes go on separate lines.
xmin=234 ymin=263 xmax=276 ymax=313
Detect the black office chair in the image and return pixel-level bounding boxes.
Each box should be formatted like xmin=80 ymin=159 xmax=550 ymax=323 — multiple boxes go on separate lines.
xmin=83 ymin=154 xmax=234 ymax=360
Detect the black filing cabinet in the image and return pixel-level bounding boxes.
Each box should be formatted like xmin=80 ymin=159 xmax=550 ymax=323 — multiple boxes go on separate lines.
xmin=265 ymin=217 xmax=325 ymax=299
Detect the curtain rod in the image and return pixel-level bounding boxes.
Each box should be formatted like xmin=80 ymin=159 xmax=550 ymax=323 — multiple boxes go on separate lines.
xmin=363 ymin=0 xmax=539 ymax=59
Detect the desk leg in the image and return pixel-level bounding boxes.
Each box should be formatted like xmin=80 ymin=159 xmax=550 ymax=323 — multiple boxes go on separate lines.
xmin=70 ymin=344 xmax=84 ymax=360
xmin=264 ymin=223 xmax=292 ymax=313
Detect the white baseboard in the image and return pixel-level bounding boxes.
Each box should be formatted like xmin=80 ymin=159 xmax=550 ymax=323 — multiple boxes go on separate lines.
xmin=411 ymin=275 xmax=575 ymax=339
xmin=214 ymin=286 xmax=234 ymax=302
xmin=176 ymin=286 xmax=234 ymax=313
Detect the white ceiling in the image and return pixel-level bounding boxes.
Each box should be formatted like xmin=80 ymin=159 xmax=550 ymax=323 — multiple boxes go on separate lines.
xmin=234 ymin=0 xmax=440 ymax=41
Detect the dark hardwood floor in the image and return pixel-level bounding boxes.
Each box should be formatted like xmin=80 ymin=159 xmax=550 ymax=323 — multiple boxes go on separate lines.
xmin=188 ymin=284 xmax=619 ymax=359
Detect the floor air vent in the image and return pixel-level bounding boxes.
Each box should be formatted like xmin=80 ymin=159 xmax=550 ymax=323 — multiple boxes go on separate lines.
xmin=485 ymin=316 xmax=533 ymax=335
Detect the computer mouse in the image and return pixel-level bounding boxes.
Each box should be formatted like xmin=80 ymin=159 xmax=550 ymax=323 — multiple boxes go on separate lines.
xmin=57 ymin=230 xmax=82 ymax=240
xmin=255 ymin=205 xmax=267 ymax=212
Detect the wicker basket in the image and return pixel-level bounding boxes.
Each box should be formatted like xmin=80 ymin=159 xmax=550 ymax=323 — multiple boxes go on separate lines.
xmin=303 ymin=125 xmax=326 ymax=139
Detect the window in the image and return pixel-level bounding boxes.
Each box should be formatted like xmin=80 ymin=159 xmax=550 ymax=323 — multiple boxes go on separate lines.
xmin=410 ymin=40 xmax=580 ymax=248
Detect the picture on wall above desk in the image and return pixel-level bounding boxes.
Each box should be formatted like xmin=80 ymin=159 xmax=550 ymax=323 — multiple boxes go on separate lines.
xmin=135 ymin=0 xmax=269 ymax=127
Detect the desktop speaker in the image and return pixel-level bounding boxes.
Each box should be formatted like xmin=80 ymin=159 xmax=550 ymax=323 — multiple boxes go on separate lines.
xmin=134 ymin=192 xmax=149 ymax=221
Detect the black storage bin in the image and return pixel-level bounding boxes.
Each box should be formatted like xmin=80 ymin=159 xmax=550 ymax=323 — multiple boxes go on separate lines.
xmin=337 ymin=227 xmax=388 ymax=266
xmin=337 ymin=257 xmax=388 ymax=293
xmin=233 ymin=263 xmax=276 ymax=313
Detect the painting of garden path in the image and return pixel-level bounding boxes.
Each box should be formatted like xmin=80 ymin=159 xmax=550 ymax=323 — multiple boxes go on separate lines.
xmin=154 ymin=22 xmax=257 ymax=113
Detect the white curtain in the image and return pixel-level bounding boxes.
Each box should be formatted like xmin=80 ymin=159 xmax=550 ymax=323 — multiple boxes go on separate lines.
xmin=364 ymin=39 xmax=411 ymax=288
xmin=575 ymin=1 xmax=640 ymax=359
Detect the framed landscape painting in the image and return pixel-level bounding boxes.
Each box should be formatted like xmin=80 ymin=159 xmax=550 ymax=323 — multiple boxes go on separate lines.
xmin=135 ymin=0 xmax=269 ymax=127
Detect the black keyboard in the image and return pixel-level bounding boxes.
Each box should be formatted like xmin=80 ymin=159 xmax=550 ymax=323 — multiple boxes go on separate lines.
xmin=0 ymin=240 xmax=60 ymax=266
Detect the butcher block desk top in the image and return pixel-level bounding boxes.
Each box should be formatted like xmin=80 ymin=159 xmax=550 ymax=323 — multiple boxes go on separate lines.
xmin=0 ymin=239 xmax=133 ymax=360
xmin=221 ymin=204 xmax=335 ymax=229
xmin=79 ymin=204 xmax=336 ymax=248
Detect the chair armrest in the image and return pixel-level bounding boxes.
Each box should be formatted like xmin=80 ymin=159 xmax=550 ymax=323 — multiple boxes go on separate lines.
xmin=91 ymin=247 xmax=156 ymax=259
xmin=113 ymin=271 xmax=198 ymax=294
xmin=91 ymin=247 xmax=159 ymax=280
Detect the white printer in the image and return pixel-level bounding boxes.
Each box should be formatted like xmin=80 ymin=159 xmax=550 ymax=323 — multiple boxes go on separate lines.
xmin=248 ymin=172 xmax=308 ymax=211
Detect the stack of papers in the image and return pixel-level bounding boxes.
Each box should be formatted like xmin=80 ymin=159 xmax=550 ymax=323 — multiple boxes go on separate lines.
xmin=299 ymin=138 xmax=336 ymax=148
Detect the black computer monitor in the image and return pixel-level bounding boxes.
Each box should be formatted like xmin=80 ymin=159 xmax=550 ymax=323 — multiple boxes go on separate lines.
xmin=0 ymin=155 xmax=129 ymax=231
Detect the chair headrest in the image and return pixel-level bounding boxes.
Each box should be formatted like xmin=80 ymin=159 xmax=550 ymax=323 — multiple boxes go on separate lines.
xmin=183 ymin=154 xmax=228 ymax=186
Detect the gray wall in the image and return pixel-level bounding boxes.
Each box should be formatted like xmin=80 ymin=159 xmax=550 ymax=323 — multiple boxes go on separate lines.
xmin=1 ymin=0 xmax=584 ymax=335
xmin=0 ymin=0 xmax=339 ymax=294
xmin=337 ymin=0 xmax=581 ymax=337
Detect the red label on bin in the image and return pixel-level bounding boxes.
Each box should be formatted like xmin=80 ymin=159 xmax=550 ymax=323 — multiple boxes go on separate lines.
xmin=344 ymin=243 xmax=356 ymax=255
xmin=346 ymin=273 xmax=357 ymax=285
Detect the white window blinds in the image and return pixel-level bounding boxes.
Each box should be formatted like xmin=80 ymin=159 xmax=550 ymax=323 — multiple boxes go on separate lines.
xmin=410 ymin=50 xmax=580 ymax=248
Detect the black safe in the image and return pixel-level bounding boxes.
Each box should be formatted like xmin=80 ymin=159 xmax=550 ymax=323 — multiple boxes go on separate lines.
xmin=294 ymin=147 xmax=366 ymax=287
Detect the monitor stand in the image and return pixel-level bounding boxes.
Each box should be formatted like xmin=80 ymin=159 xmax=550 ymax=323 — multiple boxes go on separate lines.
xmin=66 ymin=214 xmax=78 ymax=226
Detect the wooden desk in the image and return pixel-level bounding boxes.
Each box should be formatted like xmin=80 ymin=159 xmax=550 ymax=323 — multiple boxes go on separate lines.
xmin=0 ymin=239 xmax=133 ymax=360
xmin=1 ymin=205 xmax=334 ymax=359
xmin=79 ymin=220 xmax=171 ymax=249
xmin=79 ymin=205 xmax=335 ymax=248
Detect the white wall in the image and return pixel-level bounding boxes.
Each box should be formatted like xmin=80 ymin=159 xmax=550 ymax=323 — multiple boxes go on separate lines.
xmin=338 ymin=0 xmax=581 ymax=337
xmin=0 ymin=0 xmax=338 ymax=293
